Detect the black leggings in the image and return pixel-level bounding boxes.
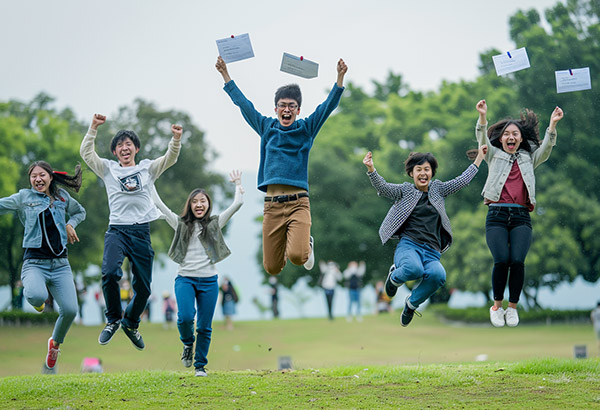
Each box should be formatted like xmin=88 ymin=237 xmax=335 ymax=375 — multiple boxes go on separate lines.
xmin=485 ymin=206 xmax=532 ymax=304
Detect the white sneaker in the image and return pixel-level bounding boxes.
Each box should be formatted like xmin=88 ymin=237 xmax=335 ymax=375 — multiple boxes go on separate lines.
xmin=195 ymin=367 xmax=207 ymax=377
xmin=303 ymin=236 xmax=315 ymax=270
xmin=505 ymin=307 xmax=519 ymax=327
xmin=489 ymin=306 xmax=505 ymax=327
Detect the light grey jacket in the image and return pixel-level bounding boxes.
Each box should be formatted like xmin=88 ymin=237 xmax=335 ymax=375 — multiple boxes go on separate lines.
xmin=476 ymin=121 xmax=557 ymax=205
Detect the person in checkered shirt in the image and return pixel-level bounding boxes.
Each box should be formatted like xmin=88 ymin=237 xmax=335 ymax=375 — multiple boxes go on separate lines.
xmin=363 ymin=145 xmax=486 ymax=326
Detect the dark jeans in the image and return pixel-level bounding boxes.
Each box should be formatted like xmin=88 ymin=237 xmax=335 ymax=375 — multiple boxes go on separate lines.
xmin=102 ymin=224 xmax=154 ymax=329
xmin=485 ymin=206 xmax=532 ymax=304
xmin=324 ymin=289 xmax=335 ymax=320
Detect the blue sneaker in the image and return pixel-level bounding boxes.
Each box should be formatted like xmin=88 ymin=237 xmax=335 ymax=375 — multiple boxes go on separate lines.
xmin=98 ymin=321 xmax=120 ymax=345
xmin=122 ymin=325 xmax=145 ymax=350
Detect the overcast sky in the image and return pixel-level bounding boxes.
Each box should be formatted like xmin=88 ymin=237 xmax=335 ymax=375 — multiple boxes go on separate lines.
xmin=1 ymin=0 xmax=561 ymax=175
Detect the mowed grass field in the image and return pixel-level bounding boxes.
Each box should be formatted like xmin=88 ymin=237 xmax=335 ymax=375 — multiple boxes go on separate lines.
xmin=1 ymin=314 xmax=599 ymax=409
xmin=0 ymin=312 xmax=597 ymax=376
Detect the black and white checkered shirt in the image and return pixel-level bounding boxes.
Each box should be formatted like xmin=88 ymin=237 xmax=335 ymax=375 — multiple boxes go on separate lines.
xmin=368 ymin=164 xmax=479 ymax=253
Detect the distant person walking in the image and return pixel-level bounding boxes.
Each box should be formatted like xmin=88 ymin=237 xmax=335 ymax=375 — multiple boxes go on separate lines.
xmin=319 ymin=260 xmax=342 ymax=320
xmin=344 ymin=261 xmax=366 ymax=321
xmin=220 ymin=277 xmax=239 ymax=331
xmin=0 ymin=161 xmax=86 ymax=370
xmin=592 ymin=301 xmax=600 ymax=353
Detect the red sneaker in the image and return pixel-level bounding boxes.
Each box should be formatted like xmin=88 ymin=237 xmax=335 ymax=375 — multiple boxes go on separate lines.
xmin=45 ymin=338 xmax=60 ymax=369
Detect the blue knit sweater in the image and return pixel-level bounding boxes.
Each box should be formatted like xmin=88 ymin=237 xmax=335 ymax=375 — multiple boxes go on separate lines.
xmin=224 ymin=80 xmax=344 ymax=192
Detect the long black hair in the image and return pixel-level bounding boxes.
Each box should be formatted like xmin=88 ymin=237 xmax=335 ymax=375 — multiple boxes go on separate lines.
xmin=28 ymin=161 xmax=82 ymax=199
xmin=488 ymin=109 xmax=540 ymax=153
xmin=180 ymin=188 xmax=212 ymax=239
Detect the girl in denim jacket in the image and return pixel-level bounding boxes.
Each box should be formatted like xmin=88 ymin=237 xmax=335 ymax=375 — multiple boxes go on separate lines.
xmin=476 ymin=100 xmax=563 ymax=327
xmin=153 ymin=170 xmax=243 ymax=377
xmin=0 ymin=161 xmax=86 ymax=370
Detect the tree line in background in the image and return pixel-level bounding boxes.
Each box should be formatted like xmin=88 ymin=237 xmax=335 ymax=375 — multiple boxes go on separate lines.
xmin=1 ymin=0 xmax=598 ymax=311
xmin=274 ymin=0 xmax=600 ymax=309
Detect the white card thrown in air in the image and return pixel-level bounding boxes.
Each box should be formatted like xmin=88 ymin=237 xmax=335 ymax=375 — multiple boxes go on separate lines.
xmin=492 ymin=47 xmax=531 ymax=76
xmin=555 ymin=67 xmax=592 ymax=93
xmin=280 ymin=53 xmax=319 ymax=79
xmin=216 ymin=33 xmax=255 ymax=63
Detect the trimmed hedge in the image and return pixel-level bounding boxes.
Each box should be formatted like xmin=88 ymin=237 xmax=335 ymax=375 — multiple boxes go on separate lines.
xmin=0 ymin=311 xmax=59 ymax=326
xmin=429 ymin=304 xmax=592 ymax=325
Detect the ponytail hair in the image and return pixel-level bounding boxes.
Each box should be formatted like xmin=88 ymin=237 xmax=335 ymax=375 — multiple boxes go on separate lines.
xmin=28 ymin=161 xmax=83 ymax=199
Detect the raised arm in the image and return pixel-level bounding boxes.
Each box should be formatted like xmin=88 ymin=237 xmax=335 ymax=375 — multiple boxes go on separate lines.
xmin=363 ymin=151 xmax=404 ymax=200
xmin=80 ymin=114 xmax=107 ymax=177
xmin=336 ymin=58 xmax=348 ymax=88
xmin=151 ymin=186 xmax=178 ymax=230
xmin=148 ymin=124 xmax=182 ymax=179
xmin=438 ymin=145 xmax=487 ymax=197
xmin=215 ymin=56 xmax=232 ymax=83
xmin=532 ymin=106 xmax=563 ymax=168
xmin=218 ymin=170 xmax=245 ymax=229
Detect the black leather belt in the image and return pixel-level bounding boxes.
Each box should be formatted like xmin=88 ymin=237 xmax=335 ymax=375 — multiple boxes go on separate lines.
xmin=264 ymin=192 xmax=309 ymax=203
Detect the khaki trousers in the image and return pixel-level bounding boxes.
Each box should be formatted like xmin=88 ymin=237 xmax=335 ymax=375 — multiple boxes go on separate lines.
xmin=262 ymin=197 xmax=311 ymax=275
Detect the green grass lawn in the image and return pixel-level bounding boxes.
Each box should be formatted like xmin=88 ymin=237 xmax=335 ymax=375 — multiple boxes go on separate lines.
xmin=1 ymin=314 xmax=599 ymax=409
xmin=0 ymin=312 xmax=597 ymax=376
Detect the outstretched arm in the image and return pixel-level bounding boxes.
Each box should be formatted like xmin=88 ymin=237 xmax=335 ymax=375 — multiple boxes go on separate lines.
xmin=80 ymin=114 xmax=107 ymax=177
xmin=363 ymin=151 xmax=404 ymax=200
xmin=476 ymin=99 xmax=487 ymax=125
xmin=336 ymin=58 xmax=348 ymax=88
xmin=216 ymin=56 xmax=232 ymax=83
xmin=148 ymin=124 xmax=182 ymax=179
xmin=218 ymin=170 xmax=245 ymax=229
xmin=548 ymin=106 xmax=563 ymax=133
xmin=532 ymin=106 xmax=563 ymax=167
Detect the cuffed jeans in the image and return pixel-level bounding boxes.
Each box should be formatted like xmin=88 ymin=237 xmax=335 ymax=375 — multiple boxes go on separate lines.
xmin=101 ymin=224 xmax=154 ymax=329
xmin=175 ymin=275 xmax=219 ymax=369
xmin=391 ymin=237 xmax=446 ymax=309
xmin=21 ymin=258 xmax=78 ymax=344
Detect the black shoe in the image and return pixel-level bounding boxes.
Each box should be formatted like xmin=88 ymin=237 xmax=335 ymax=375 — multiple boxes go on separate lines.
xmin=385 ymin=265 xmax=398 ymax=298
xmin=181 ymin=344 xmax=193 ymax=368
xmin=400 ymin=299 xmax=422 ymax=327
xmin=98 ymin=321 xmax=120 ymax=345
xmin=122 ymin=325 xmax=145 ymax=350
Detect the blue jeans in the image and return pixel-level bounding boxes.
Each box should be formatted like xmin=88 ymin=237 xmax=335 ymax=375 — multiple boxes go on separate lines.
xmin=348 ymin=289 xmax=361 ymax=316
xmin=101 ymin=224 xmax=154 ymax=329
xmin=391 ymin=237 xmax=446 ymax=309
xmin=21 ymin=258 xmax=78 ymax=344
xmin=174 ymin=275 xmax=219 ymax=369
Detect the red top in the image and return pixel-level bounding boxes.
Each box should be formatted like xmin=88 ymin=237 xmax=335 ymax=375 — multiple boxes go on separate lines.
xmin=485 ymin=161 xmax=534 ymax=212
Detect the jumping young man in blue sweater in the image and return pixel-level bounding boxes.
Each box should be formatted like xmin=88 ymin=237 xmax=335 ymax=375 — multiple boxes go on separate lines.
xmin=215 ymin=56 xmax=347 ymax=275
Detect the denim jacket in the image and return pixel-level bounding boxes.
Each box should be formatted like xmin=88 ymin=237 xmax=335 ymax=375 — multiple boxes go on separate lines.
xmin=476 ymin=121 xmax=557 ymax=205
xmin=0 ymin=188 xmax=86 ymax=249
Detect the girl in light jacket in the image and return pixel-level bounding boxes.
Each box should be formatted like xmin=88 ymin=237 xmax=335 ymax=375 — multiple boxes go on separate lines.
xmin=476 ymin=100 xmax=563 ymax=327
xmin=153 ymin=171 xmax=243 ymax=377
xmin=0 ymin=161 xmax=86 ymax=370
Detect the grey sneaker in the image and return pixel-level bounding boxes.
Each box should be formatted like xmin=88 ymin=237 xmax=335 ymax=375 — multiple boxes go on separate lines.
xmin=195 ymin=366 xmax=207 ymax=377
xmin=181 ymin=344 xmax=193 ymax=368
xmin=303 ymin=236 xmax=315 ymax=270
xmin=98 ymin=321 xmax=120 ymax=345
xmin=122 ymin=325 xmax=145 ymax=350
xmin=385 ymin=265 xmax=399 ymax=298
